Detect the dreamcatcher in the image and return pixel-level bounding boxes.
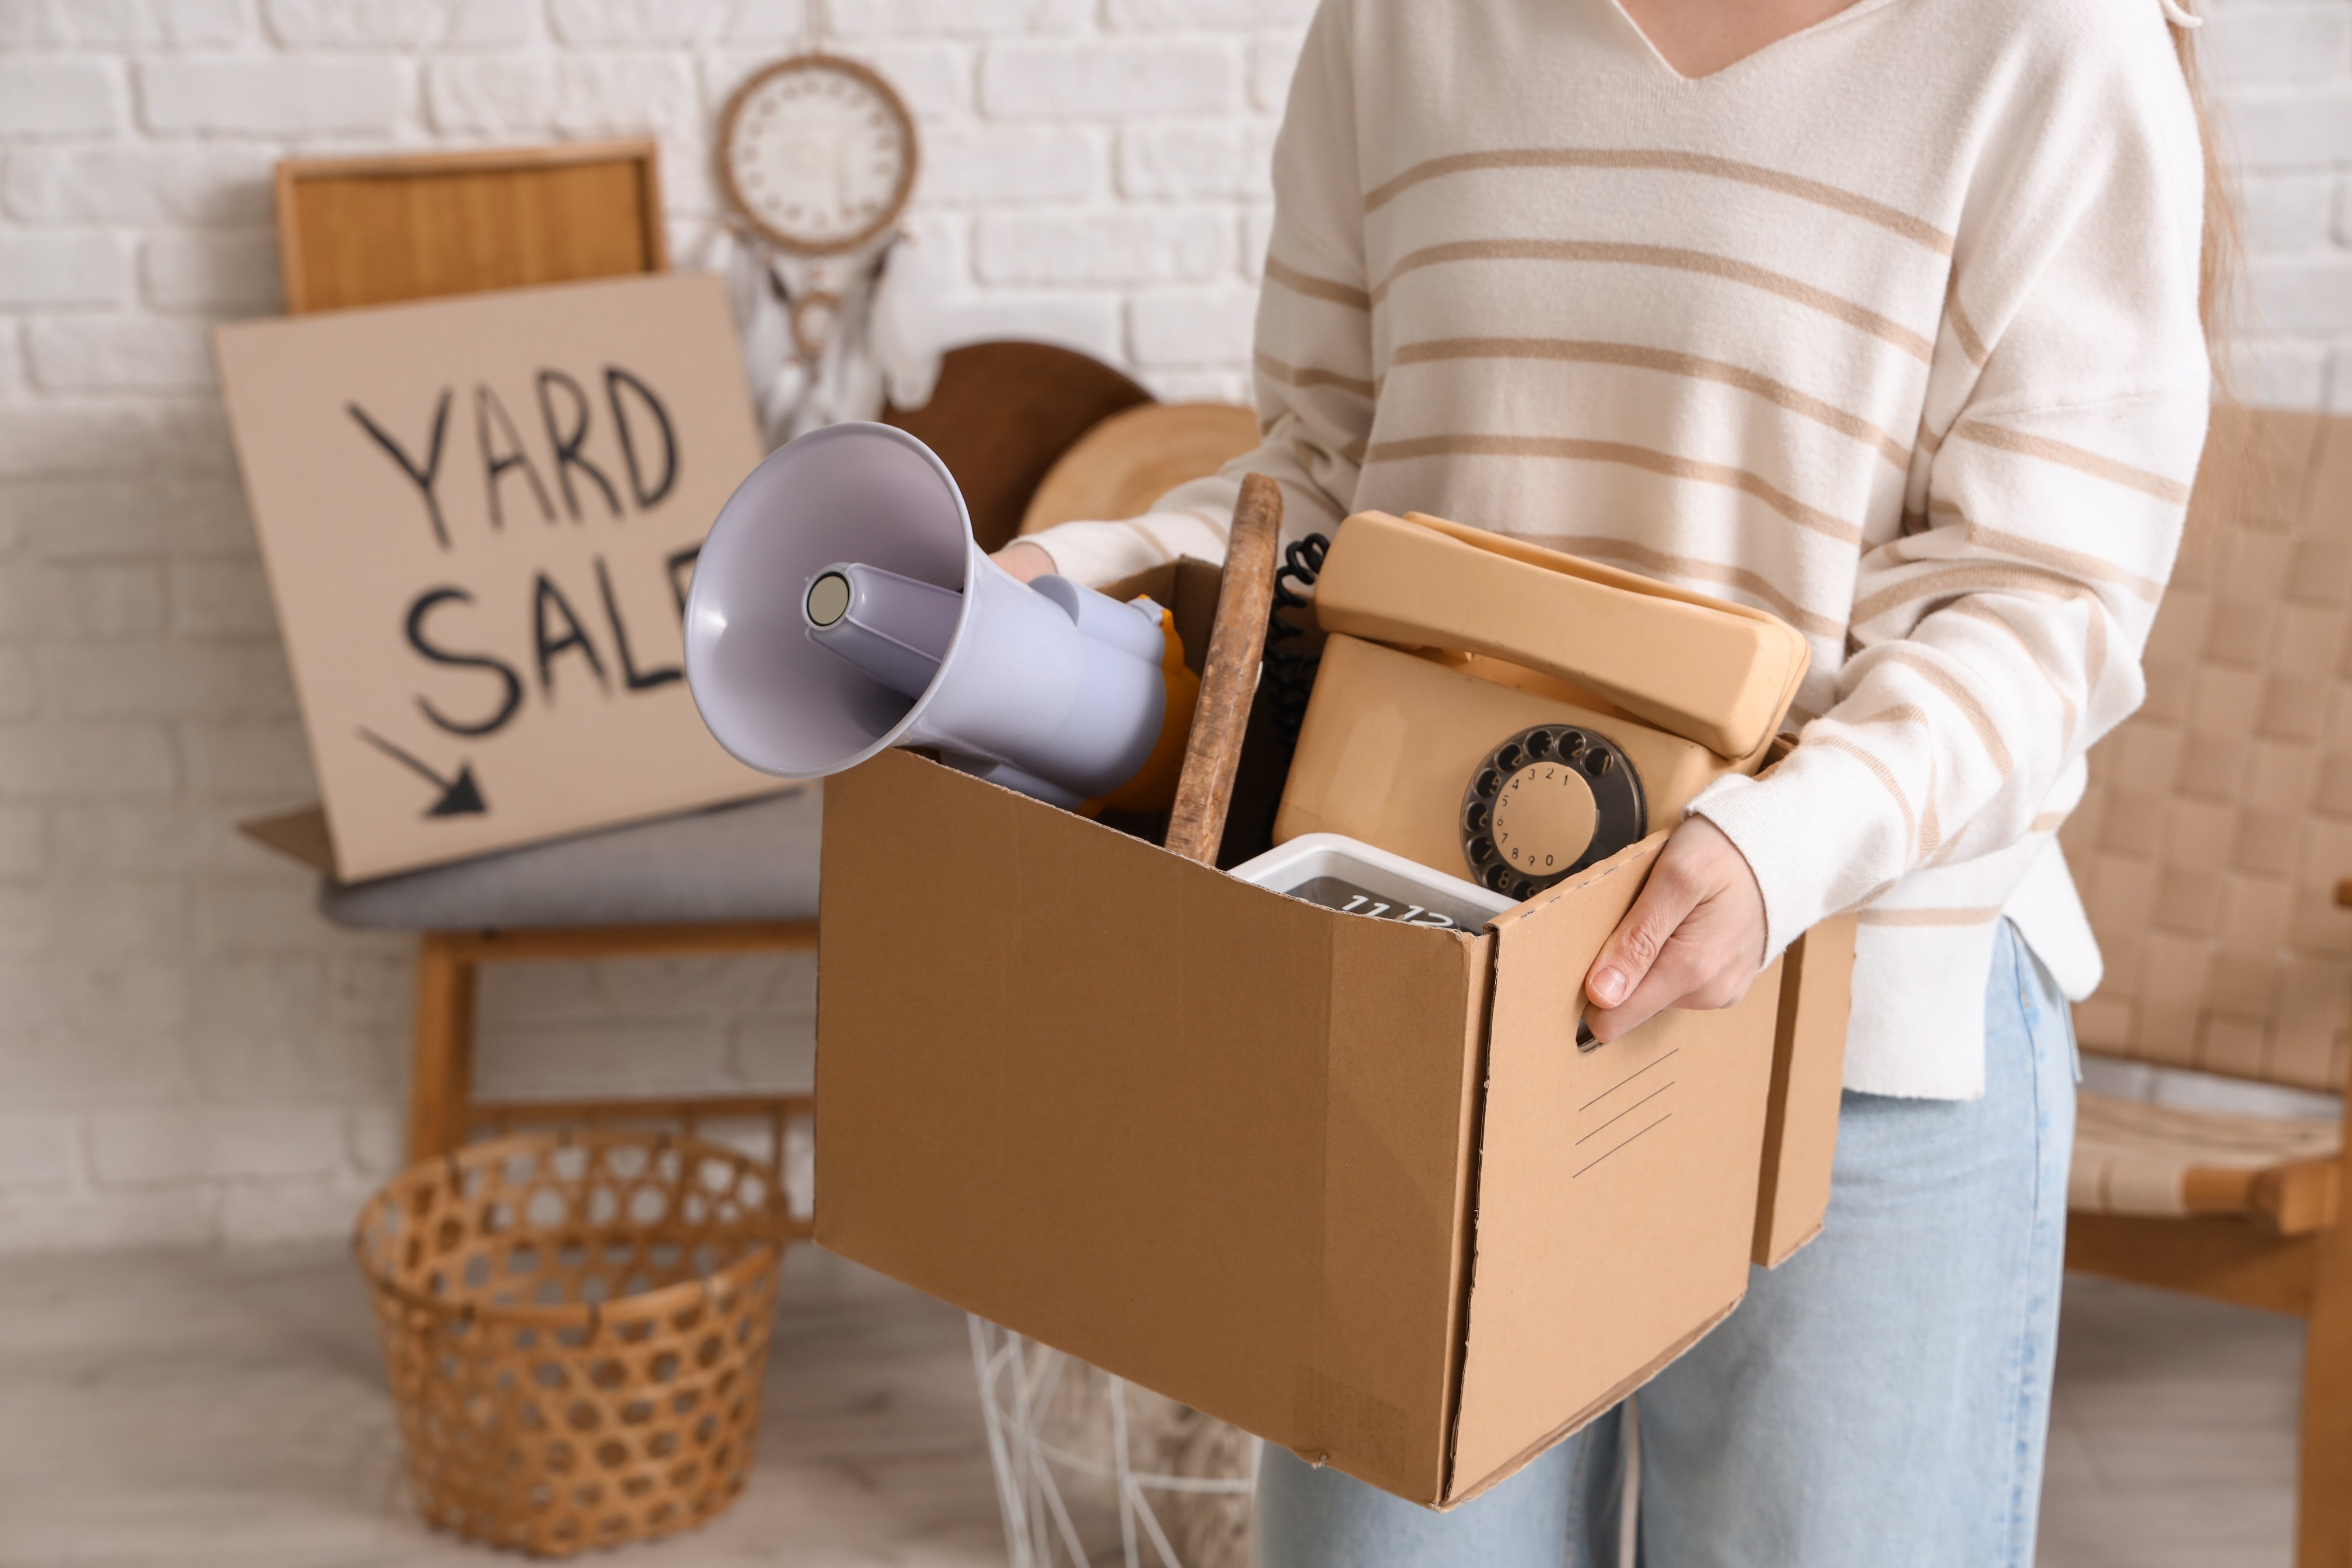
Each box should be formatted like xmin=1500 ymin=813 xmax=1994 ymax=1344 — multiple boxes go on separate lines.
xmin=710 ymin=1 xmax=942 ymax=446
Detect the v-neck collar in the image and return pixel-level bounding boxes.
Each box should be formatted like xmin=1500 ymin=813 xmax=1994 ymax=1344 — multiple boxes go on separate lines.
xmin=1600 ymin=0 xmax=1902 ymax=85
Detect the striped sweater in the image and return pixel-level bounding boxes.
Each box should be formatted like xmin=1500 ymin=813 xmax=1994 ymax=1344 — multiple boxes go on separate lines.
xmin=1023 ymin=0 xmax=2211 ymax=1098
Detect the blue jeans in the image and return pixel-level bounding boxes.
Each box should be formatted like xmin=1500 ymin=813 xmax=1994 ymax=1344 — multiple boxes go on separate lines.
xmin=1256 ymin=920 xmax=2078 ymax=1568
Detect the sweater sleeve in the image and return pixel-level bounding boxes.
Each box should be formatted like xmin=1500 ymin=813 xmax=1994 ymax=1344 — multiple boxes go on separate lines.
xmin=1689 ymin=13 xmax=2211 ymax=961
xmin=1019 ymin=0 xmax=1374 ymax=587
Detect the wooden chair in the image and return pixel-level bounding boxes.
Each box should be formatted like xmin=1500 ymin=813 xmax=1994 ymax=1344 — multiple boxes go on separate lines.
xmin=2059 ymin=405 xmax=2352 ymax=1566
xmin=261 ymin=143 xmax=819 ymax=1175
xmin=265 ymin=144 xmax=1186 ymax=1170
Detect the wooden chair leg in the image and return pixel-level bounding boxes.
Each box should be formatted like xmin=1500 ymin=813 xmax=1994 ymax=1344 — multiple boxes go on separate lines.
xmin=2298 ymin=1111 xmax=2352 ymax=1566
xmin=407 ymin=932 xmax=477 ymax=1163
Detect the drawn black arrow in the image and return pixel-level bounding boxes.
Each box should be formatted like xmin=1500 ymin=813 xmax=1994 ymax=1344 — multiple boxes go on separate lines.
xmin=356 ymin=728 xmax=488 ymax=818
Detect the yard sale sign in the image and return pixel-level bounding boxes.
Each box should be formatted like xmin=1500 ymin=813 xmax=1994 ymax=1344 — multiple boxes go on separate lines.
xmin=215 ymin=272 xmax=776 ymax=881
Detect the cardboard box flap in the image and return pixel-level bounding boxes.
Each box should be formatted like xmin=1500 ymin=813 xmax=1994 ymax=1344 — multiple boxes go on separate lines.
xmin=1751 ymin=913 xmax=1857 ymax=1266
xmin=1446 ymin=833 xmax=1781 ymax=1502
xmin=1306 ymin=894 xmax=1493 ymax=1499
xmin=816 ymin=748 xmax=1490 ymax=1500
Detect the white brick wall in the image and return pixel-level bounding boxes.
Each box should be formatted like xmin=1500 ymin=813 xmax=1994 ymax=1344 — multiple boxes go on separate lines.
xmin=0 ymin=0 xmax=1301 ymax=1254
xmin=2208 ymin=0 xmax=2352 ymax=404
xmin=0 ymin=0 xmax=2343 ymax=1254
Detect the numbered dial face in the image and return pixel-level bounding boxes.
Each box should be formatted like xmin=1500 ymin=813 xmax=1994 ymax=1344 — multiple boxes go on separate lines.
xmin=1460 ymin=726 xmax=1646 ymax=902
xmin=719 ymin=55 xmax=917 ymax=256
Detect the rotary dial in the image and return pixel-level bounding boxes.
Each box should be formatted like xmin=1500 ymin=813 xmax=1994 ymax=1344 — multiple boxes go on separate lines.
xmin=1460 ymin=726 xmax=1647 ymax=901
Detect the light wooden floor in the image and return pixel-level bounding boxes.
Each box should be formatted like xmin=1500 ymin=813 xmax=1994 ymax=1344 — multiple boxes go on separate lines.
xmin=0 ymin=1243 xmax=1003 ymax=1568
xmin=0 ymin=1244 xmax=2304 ymax=1567
xmin=2041 ymin=1275 xmax=2302 ymax=1568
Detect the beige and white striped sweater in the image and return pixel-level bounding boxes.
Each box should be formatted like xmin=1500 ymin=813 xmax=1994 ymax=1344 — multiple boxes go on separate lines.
xmin=1024 ymin=0 xmax=2211 ymax=1098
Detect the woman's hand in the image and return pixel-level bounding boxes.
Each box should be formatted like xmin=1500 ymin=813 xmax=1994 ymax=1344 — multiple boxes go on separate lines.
xmin=993 ymin=541 xmax=1055 ymax=583
xmin=1583 ymin=815 xmax=1768 ymax=1044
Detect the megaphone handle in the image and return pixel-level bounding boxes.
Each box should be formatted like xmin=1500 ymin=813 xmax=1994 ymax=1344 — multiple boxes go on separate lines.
xmin=1165 ymin=473 xmax=1283 ymax=866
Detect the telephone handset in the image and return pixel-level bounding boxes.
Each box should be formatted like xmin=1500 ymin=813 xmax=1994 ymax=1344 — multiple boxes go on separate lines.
xmin=1273 ymin=511 xmax=1810 ymax=902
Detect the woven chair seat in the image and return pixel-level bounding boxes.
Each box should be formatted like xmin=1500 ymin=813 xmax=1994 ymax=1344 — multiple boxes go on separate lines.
xmin=2070 ymin=1092 xmax=2342 ymax=1234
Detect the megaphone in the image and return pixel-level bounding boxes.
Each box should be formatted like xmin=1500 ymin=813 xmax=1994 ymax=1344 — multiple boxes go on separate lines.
xmin=684 ymin=422 xmax=1197 ymax=811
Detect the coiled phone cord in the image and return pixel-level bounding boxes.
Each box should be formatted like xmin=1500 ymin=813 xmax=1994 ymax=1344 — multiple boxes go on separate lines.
xmin=1264 ymin=532 xmax=1330 ymax=751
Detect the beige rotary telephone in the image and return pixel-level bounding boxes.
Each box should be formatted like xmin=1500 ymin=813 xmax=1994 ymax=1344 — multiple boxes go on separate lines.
xmin=1274 ymin=511 xmax=1811 ymax=902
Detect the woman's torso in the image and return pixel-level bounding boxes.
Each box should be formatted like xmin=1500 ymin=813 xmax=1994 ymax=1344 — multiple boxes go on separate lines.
xmin=1331 ymin=0 xmax=2063 ymax=720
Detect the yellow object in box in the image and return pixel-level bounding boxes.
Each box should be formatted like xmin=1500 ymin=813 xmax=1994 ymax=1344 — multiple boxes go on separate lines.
xmin=1311 ymin=511 xmax=1809 ymax=760
xmin=1279 ymin=510 xmax=1812 ymax=900
xmin=1277 ymin=634 xmax=1738 ymax=882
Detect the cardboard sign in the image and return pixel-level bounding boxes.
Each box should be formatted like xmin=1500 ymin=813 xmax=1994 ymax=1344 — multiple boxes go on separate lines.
xmin=216 ymin=273 xmax=776 ymax=881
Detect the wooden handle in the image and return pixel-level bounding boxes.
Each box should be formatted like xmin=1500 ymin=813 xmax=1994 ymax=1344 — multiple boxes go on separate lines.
xmin=1166 ymin=474 xmax=1283 ymax=866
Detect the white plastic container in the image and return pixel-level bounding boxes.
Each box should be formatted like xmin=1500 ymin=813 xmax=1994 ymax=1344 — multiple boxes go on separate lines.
xmin=1227 ymin=833 xmax=1516 ymax=932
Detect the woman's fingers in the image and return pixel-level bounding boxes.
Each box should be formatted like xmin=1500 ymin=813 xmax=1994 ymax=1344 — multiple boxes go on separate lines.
xmin=1586 ymin=902 xmax=1744 ymax=1041
xmin=1586 ymin=858 xmax=1700 ymax=1012
xmin=993 ymin=540 xmax=1056 ymax=582
xmin=1581 ymin=817 xmax=1769 ymax=1044
xmin=1584 ymin=858 xmax=1712 ymax=1044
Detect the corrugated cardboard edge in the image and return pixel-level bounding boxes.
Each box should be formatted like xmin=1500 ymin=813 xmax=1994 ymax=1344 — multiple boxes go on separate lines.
xmin=1438 ymin=836 xmax=1661 ymax=1508
xmin=1293 ymin=911 xmax=1493 ymax=1502
xmin=1433 ymin=1294 xmax=1741 ymax=1512
xmin=1751 ymin=911 xmax=1859 ymax=1267
xmin=1430 ymin=916 xmax=1501 ymax=1498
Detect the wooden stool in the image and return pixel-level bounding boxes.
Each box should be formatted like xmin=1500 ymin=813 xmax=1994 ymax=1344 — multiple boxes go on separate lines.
xmin=409 ymin=921 xmax=816 ymax=1162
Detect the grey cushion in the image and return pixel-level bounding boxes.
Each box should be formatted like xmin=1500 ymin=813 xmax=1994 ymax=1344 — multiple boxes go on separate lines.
xmin=319 ymin=786 xmax=822 ymax=931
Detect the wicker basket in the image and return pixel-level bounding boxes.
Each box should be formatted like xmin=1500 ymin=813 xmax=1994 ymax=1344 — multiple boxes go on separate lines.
xmin=353 ymin=1130 xmax=790 ymax=1556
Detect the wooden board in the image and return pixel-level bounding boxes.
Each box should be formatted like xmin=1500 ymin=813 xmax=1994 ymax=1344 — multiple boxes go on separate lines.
xmin=276 ymin=140 xmax=666 ymax=316
xmin=2066 ymin=1213 xmax=2317 ymax=1315
xmin=1164 ymin=475 xmax=1279 ymax=865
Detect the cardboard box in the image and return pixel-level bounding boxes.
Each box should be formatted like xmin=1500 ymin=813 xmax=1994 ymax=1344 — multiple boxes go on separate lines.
xmin=814 ymin=561 xmax=1853 ymax=1507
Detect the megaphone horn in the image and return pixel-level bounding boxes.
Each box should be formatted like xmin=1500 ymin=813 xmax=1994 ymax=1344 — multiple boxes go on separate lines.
xmin=683 ymin=422 xmax=1198 ymax=811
